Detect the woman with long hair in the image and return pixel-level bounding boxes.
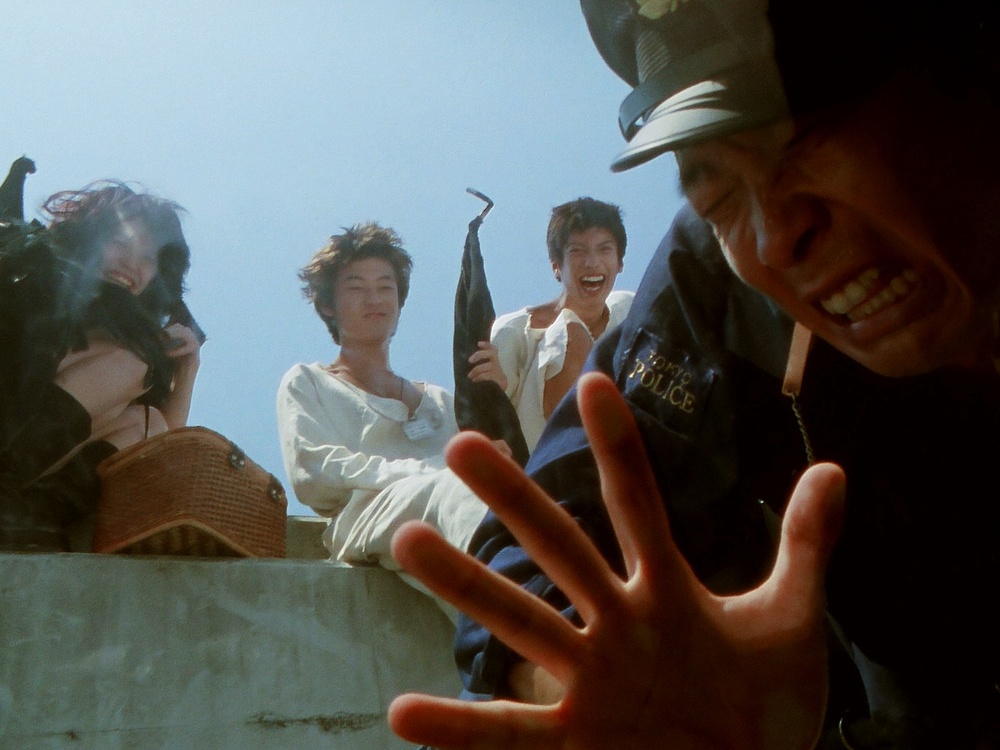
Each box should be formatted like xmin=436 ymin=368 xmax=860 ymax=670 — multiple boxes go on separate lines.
xmin=0 ymin=180 xmax=204 ymax=551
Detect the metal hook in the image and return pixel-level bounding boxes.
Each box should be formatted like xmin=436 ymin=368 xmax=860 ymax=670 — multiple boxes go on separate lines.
xmin=466 ymin=187 xmax=494 ymax=221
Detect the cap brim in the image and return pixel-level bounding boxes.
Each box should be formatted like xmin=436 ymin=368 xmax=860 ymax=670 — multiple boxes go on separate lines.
xmin=610 ymin=67 xmax=789 ymax=172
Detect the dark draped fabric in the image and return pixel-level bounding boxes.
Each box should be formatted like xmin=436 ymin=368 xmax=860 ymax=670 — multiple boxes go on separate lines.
xmin=452 ymin=191 xmax=529 ymax=467
xmin=0 ymin=156 xmax=35 ymax=222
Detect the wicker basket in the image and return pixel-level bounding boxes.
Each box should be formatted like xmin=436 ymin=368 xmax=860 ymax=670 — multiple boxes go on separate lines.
xmin=92 ymin=427 xmax=287 ymax=558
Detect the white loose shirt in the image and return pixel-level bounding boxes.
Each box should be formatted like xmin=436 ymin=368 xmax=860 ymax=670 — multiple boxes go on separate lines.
xmin=276 ymin=363 xmax=486 ymax=584
xmin=490 ymin=290 xmax=635 ymax=451
xmin=276 ymin=362 xmax=458 ymax=518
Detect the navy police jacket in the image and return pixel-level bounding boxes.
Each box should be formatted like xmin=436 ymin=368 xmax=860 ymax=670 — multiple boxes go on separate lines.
xmin=455 ymin=205 xmax=1000 ymax=745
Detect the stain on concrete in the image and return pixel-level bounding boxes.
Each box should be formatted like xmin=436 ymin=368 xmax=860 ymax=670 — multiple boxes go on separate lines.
xmin=250 ymin=711 xmax=382 ymax=734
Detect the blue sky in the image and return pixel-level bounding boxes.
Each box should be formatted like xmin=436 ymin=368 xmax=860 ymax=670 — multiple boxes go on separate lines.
xmin=3 ymin=1 xmax=686 ymax=515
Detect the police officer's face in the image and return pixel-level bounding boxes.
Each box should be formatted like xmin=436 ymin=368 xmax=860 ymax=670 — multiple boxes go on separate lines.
xmin=676 ymin=75 xmax=1000 ymax=377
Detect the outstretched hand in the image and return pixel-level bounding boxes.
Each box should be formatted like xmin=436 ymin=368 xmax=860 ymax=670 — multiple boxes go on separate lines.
xmin=389 ymin=372 xmax=846 ymax=750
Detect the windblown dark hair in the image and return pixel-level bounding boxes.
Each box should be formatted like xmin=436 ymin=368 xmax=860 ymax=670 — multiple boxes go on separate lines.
xmin=299 ymin=222 xmax=413 ymax=344
xmin=43 ymin=181 xmax=190 ymax=325
xmin=546 ymin=197 xmax=627 ymax=265
xmin=0 ymin=182 xmax=193 ymax=406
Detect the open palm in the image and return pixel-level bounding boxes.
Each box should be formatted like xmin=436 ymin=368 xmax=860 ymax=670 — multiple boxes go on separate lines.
xmin=390 ymin=372 xmax=845 ymax=750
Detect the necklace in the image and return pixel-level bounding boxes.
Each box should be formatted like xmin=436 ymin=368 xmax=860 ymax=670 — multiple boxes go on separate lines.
xmin=584 ymin=307 xmax=610 ymax=339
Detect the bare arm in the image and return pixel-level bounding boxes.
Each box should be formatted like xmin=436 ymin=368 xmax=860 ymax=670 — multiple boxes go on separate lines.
xmin=389 ymin=372 xmax=845 ymax=750
xmin=158 ymin=322 xmax=202 ymax=429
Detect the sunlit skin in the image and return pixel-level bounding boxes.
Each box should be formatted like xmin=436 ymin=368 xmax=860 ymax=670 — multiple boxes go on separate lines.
xmin=553 ymin=226 xmax=623 ymax=314
xmin=467 ymin=227 xmax=624 ymax=416
xmin=320 ymin=256 xmax=422 ymax=411
xmin=389 ymin=374 xmax=844 ymax=750
xmin=52 ymin=217 xmax=203 ymax=459
xmin=676 ymin=75 xmax=1000 ymax=377
xmin=99 ymin=218 xmax=159 ymax=295
xmin=324 ymin=256 xmax=402 ymax=349
xmin=322 ymin=256 xmax=513 ymax=456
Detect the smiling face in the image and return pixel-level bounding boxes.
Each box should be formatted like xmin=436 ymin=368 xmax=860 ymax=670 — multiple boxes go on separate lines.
xmin=676 ymin=76 xmax=1000 ymax=377
xmin=325 ymin=256 xmax=401 ymax=346
xmin=554 ymin=227 xmax=623 ymax=308
xmin=99 ymin=217 xmax=160 ymax=296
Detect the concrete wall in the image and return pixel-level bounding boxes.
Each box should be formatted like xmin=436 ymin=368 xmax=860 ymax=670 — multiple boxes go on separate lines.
xmin=0 ymin=518 xmax=463 ymax=750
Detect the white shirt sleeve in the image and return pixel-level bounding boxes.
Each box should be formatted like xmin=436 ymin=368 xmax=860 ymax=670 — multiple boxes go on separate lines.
xmin=276 ymin=364 xmax=445 ymax=517
xmin=491 ymin=310 xmax=530 ymax=401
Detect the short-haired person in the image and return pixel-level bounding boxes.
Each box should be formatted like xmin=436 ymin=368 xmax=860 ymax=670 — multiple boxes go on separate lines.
xmin=468 ymin=197 xmax=633 ymax=452
xmin=276 ymin=222 xmax=498 ymax=617
xmin=388 ymin=1 xmax=1000 ymax=748
xmin=1 ymin=181 xmax=203 ymax=552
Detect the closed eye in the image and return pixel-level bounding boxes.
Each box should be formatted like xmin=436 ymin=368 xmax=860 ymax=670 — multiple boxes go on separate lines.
xmin=678 ymin=161 xmax=739 ymax=225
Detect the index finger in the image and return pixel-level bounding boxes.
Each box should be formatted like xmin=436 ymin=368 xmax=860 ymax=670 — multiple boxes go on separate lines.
xmin=576 ymin=372 xmax=688 ymax=583
xmin=391 ymin=521 xmax=583 ymax=681
xmin=445 ymin=432 xmax=627 ymax=627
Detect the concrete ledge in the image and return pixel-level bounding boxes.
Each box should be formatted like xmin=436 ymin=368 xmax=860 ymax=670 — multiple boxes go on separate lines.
xmin=0 ymin=552 xmax=461 ymax=749
xmin=285 ymin=515 xmax=330 ymax=560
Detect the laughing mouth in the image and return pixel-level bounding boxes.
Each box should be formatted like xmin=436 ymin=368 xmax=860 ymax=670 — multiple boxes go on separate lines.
xmin=104 ymin=270 xmax=138 ymax=292
xmin=581 ymin=275 xmax=605 ymax=290
xmin=820 ymin=267 xmax=919 ymax=323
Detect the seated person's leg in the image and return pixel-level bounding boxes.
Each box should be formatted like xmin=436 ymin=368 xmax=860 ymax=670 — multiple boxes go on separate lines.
xmin=328 ymin=469 xmax=488 ymax=570
xmin=327 ymin=469 xmax=487 ymax=624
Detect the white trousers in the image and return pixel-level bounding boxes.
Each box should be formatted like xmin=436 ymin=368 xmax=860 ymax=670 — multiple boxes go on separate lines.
xmin=324 ymin=469 xmax=488 ymax=622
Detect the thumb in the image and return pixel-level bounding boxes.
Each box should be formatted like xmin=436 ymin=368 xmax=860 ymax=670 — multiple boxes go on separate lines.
xmin=769 ymin=462 xmax=846 ymax=615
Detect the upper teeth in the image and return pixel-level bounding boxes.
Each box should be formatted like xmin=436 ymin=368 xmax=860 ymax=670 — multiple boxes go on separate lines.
xmin=107 ymin=272 xmax=134 ymax=289
xmin=820 ymin=267 xmax=918 ymax=321
xmin=582 ymin=276 xmax=603 ymax=283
